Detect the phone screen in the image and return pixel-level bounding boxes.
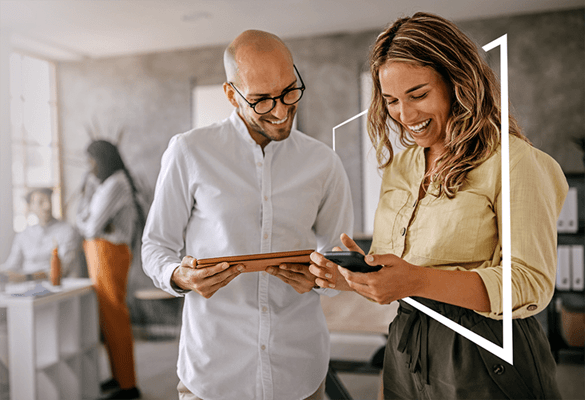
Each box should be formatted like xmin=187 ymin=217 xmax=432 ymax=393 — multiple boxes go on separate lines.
xmin=323 ymin=251 xmax=382 ymax=273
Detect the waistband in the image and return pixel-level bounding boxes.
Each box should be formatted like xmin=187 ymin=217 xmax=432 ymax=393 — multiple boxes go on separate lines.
xmin=396 ymin=297 xmax=481 ymax=385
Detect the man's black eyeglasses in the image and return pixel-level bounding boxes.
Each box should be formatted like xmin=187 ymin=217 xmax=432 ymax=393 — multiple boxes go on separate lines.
xmin=228 ymin=65 xmax=305 ymax=115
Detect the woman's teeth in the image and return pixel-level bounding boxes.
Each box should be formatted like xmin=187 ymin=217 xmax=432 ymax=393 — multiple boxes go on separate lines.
xmin=269 ymin=116 xmax=288 ymax=125
xmin=408 ymin=119 xmax=430 ymax=133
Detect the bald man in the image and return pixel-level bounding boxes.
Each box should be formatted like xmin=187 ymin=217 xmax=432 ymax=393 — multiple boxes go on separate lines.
xmin=142 ymin=30 xmax=353 ymax=400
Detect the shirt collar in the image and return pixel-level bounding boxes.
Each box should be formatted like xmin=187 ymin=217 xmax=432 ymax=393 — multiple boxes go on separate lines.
xmin=228 ymin=109 xmax=290 ymax=152
xmin=229 ymin=110 xmax=257 ymax=147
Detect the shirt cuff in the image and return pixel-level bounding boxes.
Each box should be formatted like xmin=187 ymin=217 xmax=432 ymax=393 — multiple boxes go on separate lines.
xmin=165 ymin=263 xmax=190 ymax=296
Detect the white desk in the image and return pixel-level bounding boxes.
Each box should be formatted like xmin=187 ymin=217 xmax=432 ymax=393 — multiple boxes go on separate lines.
xmin=0 ymin=278 xmax=100 ymax=400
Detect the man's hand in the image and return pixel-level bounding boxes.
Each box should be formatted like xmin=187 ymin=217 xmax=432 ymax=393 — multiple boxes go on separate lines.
xmin=171 ymin=256 xmax=244 ymax=299
xmin=266 ymin=263 xmax=316 ymax=294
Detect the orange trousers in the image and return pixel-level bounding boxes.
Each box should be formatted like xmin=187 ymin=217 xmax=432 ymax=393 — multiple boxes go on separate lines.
xmin=84 ymin=239 xmax=137 ymax=389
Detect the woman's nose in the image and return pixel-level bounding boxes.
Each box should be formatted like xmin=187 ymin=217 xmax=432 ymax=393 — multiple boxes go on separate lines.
xmin=399 ymin=103 xmax=417 ymax=124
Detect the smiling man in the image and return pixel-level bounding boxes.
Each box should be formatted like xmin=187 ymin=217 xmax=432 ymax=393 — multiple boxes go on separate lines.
xmin=141 ymin=30 xmax=353 ymax=400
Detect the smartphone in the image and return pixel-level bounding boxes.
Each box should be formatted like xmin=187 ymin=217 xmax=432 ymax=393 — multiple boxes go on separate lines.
xmin=322 ymin=251 xmax=382 ymax=273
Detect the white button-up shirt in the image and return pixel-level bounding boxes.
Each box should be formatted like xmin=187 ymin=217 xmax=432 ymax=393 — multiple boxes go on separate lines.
xmin=142 ymin=111 xmax=353 ymax=400
xmin=1 ymin=218 xmax=81 ymax=276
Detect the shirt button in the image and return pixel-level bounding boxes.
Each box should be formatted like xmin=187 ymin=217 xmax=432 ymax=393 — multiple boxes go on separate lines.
xmin=262 ymin=306 xmax=268 ymax=312
xmin=401 ymin=227 xmax=406 ymax=236
xmin=261 ymin=345 xmax=266 ymax=351
xmin=257 ymin=162 xmax=262 ymax=167
xmin=264 ymin=196 xmax=268 ymax=201
xmin=492 ymin=364 xmax=505 ymax=375
xmin=264 ymin=233 xmax=268 ymax=239
xmin=527 ymin=304 xmax=537 ymax=311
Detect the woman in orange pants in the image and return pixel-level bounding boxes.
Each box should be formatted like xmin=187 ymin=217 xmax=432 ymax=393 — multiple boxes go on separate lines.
xmin=77 ymin=140 xmax=145 ymax=400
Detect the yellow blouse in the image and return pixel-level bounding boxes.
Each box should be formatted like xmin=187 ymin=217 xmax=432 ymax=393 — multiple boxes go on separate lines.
xmin=370 ymin=136 xmax=568 ymax=319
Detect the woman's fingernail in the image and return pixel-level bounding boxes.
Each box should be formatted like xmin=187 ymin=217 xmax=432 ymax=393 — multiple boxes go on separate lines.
xmin=365 ymin=255 xmax=374 ymax=262
xmin=329 ymin=283 xmax=335 ymax=288
xmin=325 ymin=273 xmax=332 ymax=278
xmin=326 ymin=262 xmax=335 ymax=268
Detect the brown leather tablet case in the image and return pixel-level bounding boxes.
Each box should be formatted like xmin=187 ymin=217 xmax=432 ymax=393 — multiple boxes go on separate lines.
xmin=196 ymin=249 xmax=314 ymax=272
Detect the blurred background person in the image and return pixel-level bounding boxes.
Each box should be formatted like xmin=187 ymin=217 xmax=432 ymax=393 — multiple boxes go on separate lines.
xmin=0 ymin=187 xmax=82 ymax=282
xmin=76 ymin=139 xmax=145 ymax=400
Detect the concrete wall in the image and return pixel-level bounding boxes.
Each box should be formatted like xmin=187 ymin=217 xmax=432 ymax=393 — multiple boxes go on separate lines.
xmin=55 ymin=8 xmax=584 ymax=319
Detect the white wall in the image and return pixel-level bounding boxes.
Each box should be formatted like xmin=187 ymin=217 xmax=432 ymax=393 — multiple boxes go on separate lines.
xmin=0 ymin=29 xmax=14 ymax=261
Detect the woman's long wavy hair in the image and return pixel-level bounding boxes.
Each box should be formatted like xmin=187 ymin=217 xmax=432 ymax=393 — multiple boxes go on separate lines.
xmin=86 ymin=140 xmax=146 ymax=247
xmin=368 ymin=12 xmax=529 ymax=197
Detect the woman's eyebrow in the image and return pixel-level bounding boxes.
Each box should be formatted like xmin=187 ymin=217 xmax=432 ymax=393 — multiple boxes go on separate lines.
xmin=405 ymin=83 xmax=429 ymax=94
xmin=382 ymin=82 xmax=430 ymax=99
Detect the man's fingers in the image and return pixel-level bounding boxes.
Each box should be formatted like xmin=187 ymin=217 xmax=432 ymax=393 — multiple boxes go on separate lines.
xmin=180 ymin=256 xmax=196 ymax=268
xmin=201 ymin=270 xmax=242 ymax=298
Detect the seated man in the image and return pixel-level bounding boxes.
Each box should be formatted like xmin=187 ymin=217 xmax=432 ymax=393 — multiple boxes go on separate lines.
xmin=1 ymin=187 xmax=82 ymax=281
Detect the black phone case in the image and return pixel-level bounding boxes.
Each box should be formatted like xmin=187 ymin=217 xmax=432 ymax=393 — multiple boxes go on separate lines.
xmin=323 ymin=251 xmax=382 ymax=273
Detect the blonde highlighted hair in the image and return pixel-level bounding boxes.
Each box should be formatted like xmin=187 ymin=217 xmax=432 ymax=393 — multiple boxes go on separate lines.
xmin=368 ymin=12 xmax=529 ymax=197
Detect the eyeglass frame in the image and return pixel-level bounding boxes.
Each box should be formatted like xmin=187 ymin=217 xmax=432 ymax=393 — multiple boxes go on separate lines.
xmin=228 ymin=65 xmax=306 ymax=115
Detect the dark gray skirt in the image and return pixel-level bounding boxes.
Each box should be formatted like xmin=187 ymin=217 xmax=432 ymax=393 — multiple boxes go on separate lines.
xmin=383 ymin=297 xmax=562 ymax=399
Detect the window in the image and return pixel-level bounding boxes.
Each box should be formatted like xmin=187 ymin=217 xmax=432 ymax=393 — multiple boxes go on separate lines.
xmin=9 ymin=54 xmax=61 ymax=232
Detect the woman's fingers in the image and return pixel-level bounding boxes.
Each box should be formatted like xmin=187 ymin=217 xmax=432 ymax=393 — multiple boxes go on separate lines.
xmin=340 ymin=233 xmax=365 ymax=255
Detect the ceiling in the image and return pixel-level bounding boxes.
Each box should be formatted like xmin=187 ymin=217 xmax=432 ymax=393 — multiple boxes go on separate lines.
xmin=1 ymin=0 xmax=583 ymax=61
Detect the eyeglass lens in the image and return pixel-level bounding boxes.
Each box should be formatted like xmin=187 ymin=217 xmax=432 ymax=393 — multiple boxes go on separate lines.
xmin=254 ymin=88 xmax=304 ymax=114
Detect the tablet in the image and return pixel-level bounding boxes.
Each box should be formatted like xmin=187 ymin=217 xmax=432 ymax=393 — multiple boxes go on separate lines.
xmin=196 ymin=249 xmax=314 ymax=272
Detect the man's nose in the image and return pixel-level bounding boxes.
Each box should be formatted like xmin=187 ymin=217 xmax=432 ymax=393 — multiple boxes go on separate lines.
xmin=271 ymin=98 xmax=289 ymax=120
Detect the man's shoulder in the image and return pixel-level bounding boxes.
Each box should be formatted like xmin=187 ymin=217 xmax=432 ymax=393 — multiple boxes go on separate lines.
xmin=288 ymin=130 xmax=336 ymax=158
xmin=169 ymin=119 xmax=235 ymax=150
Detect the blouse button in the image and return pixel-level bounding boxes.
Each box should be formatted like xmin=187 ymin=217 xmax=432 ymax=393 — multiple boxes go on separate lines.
xmin=400 ymin=227 xmax=407 ymax=236
xmin=527 ymin=304 xmax=537 ymax=311
xmin=493 ymin=364 xmax=505 ymax=375
xmin=257 ymin=162 xmax=262 ymax=167
xmin=261 ymin=345 xmax=266 ymax=351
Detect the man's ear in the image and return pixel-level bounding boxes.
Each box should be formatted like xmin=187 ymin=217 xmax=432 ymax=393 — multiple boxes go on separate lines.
xmin=223 ymin=82 xmax=239 ymax=108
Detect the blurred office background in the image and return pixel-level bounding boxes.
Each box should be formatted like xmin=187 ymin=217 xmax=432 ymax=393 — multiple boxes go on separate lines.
xmin=0 ymin=1 xmax=583 ymax=399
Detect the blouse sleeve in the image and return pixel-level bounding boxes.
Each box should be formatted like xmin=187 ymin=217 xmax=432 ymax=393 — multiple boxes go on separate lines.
xmin=474 ymin=145 xmax=568 ymax=319
xmin=76 ymin=172 xmax=131 ymax=239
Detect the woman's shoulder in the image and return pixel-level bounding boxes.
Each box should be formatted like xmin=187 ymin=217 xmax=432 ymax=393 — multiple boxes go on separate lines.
xmin=100 ymin=170 xmax=131 ymax=194
xmin=509 ymin=136 xmax=564 ymax=177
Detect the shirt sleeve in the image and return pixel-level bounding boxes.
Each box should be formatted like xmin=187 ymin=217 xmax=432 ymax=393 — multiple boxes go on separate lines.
xmin=76 ymin=173 xmax=131 ymax=239
xmin=474 ymin=146 xmax=568 ymax=319
xmin=141 ymin=135 xmax=195 ymax=296
xmin=312 ymin=152 xmax=354 ymax=297
xmin=0 ymin=233 xmax=25 ymax=272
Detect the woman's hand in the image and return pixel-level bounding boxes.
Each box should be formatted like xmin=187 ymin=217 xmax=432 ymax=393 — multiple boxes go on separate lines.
xmin=309 ymin=233 xmax=362 ymax=291
xmin=338 ymin=252 xmax=425 ymax=304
